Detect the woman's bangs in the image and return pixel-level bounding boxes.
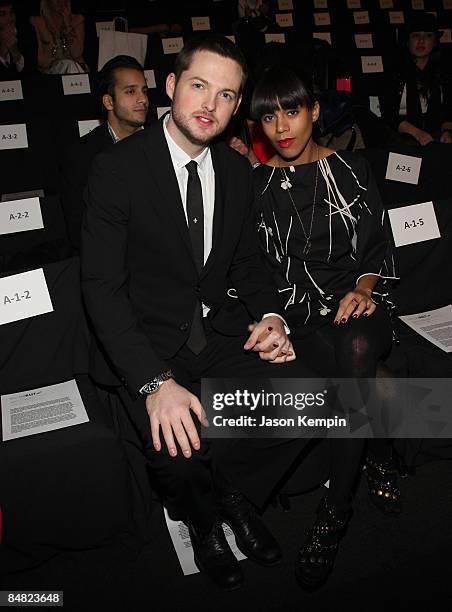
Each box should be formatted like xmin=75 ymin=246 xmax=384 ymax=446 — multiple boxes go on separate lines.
xmin=277 ymin=90 xmax=308 ymax=111
xmin=251 ymin=71 xmax=313 ymax=119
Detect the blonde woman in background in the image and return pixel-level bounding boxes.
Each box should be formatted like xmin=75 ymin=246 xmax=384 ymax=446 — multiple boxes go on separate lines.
xmin=30 ymin=0 xmax=87 ymax=74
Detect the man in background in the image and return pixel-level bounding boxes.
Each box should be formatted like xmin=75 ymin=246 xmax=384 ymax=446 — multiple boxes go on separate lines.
xmin=60 ymin=54 xmax=149 ymax=251
xmin=0 ymin=1 xmax=36 ymax=76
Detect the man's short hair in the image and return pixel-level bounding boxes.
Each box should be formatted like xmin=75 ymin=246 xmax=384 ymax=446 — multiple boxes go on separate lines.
xmin=97 ymin=55 xmax=145 ymax=112
xmin=174 ymin=34 xmax=248 ymax=93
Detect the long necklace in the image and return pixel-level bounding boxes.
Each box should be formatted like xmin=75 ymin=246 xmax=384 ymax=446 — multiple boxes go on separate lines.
xmin=279 ymin=143 xmax=319 ymax=256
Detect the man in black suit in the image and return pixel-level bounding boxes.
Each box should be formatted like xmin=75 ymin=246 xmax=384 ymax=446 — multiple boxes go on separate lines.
xmin=82 ymin=35 xmax=310 ymax=590
xmin=60 ymin=55 xmax=149 ymax=251
xmin=0 ymin=1 xmax=36 ymax=77
xmin=0 ymin=1 xmax=26 ymax=76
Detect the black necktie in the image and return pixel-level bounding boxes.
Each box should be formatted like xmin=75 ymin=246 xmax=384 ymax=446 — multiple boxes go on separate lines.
xmin=186 ymin=161 xmax=204 ymax=272
xmin=185 ymin=160 xmax=207 ymax=354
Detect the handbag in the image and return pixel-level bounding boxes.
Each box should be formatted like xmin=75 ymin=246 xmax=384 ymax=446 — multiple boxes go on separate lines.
xmin=316 ymin=90 xmax=355 ymax=137
xmin=316 ymin=90 xmax=358 ymax=150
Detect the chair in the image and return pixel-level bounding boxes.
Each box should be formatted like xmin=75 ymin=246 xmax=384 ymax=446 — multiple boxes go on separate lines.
xmin=0 ymin=257 xmax=145 ymax=572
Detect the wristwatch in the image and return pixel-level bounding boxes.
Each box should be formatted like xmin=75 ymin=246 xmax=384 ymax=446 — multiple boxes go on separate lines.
xmin=139 ymin=370 xmax=174 ymax=396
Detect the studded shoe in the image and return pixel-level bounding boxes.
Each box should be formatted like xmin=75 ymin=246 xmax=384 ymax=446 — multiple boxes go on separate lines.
xmin=295 ymin=497 xmax=351 ymax=590
xmin=364 ymin=453 xmax=401 ymax=515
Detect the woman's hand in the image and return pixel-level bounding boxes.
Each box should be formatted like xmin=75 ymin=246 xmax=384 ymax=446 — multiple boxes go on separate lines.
xmin=229 ymin=136 xmax=249 ymax=156
xmin=398 ymin=121 xmax=433 ymax=146
xmin=334 ymin=287 xmax=376 ymax=325
xmin=246 ymin=320 xmax=296 ymax=363
xmin=228 ymin=136 xmax=260 ymax=167
xmin=415 ymin=128 xmax=434 ymax=146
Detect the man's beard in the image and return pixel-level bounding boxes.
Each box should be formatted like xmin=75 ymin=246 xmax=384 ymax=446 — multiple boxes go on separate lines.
xmin=171 ymin=104 xmax=220 ymax=146
xmin=128 ymin=118 xmax=146 ymax=128
xmin=115 ymin=106 xmax=147 ymax=129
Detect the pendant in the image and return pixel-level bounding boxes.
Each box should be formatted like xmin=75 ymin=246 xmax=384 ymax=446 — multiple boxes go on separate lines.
xmin=303 ymin=241 xmax=311 ymax=255
xmin=280 ymin=179 xmax=292 ymax=190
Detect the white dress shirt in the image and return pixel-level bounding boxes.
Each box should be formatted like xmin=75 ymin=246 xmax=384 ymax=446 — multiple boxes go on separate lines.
xmin=107 ymin=122 xmax=144 ymax=144
xmin=163 ymin=114 xmax=215 ymax=266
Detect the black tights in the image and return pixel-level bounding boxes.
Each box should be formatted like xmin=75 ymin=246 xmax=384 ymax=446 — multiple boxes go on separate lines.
xmin=293 ymin=306 xmax=393 ymax=511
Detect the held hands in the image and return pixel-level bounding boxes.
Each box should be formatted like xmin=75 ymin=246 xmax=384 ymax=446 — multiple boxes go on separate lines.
xmin=146 ymin=378 xmax=208 ymax=458
xmin=334 ymin=287 xmax=376 ymax=325
xmin=244 ymin=315 xmax=296 ymax=363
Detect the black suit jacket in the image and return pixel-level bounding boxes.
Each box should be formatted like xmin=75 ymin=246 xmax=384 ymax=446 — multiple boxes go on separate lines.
xmin=0 ymin=61 xmax=22 ymax=79
xmin=60 ymin=122 xmax=113 ymax=251
xmin=81 ymin=119 xmax=282 ymax=394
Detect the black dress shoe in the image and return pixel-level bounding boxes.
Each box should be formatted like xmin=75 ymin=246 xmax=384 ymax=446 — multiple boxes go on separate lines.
xmin=220 ymin=492 xmax=282 ymax=566
xmin=188 ymin=521 xmax=243 ymax=591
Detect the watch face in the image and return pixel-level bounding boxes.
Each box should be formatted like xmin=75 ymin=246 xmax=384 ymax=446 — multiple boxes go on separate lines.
xmin=142 ymin=382 xmax=158 ymax=395
xmin=141 ymin=371 xmax=173 ymax=395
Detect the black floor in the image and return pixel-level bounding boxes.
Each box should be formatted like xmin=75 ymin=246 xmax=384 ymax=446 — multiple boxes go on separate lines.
xmin=2 ymin=458 xmax=452 ymax=612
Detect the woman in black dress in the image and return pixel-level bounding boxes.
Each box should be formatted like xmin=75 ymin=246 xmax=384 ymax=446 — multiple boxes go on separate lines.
xmin=250 ymin=66 xmax=400 ymax=589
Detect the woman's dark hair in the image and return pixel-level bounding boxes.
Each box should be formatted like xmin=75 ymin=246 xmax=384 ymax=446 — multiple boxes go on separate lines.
xmin=398 ymin=11 xmax=443 ymax=108
xmin=404 ymin=11 xmax=442 ymax=40
xmin=250 ymin=66 xmax=316 ymax=121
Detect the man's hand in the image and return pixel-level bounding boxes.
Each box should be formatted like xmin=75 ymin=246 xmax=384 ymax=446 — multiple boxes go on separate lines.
xmin=146 ymin=378 xmax=208 ymax=458
xmin=334 ymin=287 xmax=376 ymax=325
xmin=244 ymin=315 xmax=295 ymax=363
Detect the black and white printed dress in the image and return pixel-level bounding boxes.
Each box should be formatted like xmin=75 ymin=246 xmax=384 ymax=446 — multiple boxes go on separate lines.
xmin=254 ymin=151 xmax=397 ymax=339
